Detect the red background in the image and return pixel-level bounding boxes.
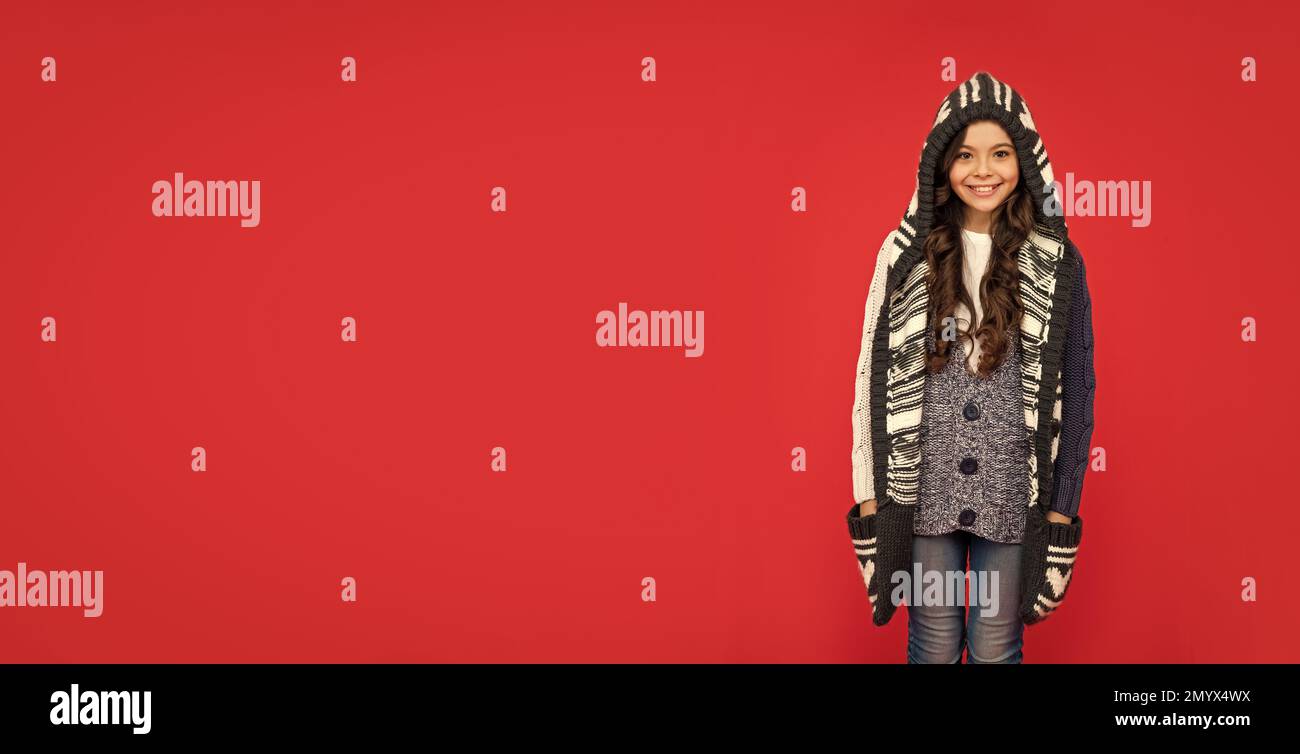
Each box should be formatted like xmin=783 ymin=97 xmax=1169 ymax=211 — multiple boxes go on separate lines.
xmin=2 ymin=0 xmax=1297 ymax=662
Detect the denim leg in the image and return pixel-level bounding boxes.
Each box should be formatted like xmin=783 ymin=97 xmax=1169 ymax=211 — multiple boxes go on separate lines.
xmin=965 ymin=534 xmax=1025 ymax=664
xmin=906 ymin=532 xmax=968 ymax=664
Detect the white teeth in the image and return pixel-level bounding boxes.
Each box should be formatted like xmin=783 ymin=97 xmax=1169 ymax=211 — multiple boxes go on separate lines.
xmin=969 ymin=184 xmax=999 ymax=194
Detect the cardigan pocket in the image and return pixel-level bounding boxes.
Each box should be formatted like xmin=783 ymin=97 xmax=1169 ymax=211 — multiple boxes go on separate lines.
xmin=846 ymin=500 xmax=915 ymax=626
xmin=846 ymin=503 xmax=883 ymax=622
xmin=1019 ymin=511 xmax=1083 ymax=625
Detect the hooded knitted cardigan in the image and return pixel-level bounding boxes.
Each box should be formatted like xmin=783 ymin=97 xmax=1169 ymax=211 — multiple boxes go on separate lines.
xmin=846 ymin=71 xmax=1096 ymax=627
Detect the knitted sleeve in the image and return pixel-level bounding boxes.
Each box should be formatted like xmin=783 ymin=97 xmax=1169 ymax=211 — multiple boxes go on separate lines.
xmin=851 ymin=236 xmax=892 ymax=504
xmin=1048 ymin=246 xmax=1095 ymax=519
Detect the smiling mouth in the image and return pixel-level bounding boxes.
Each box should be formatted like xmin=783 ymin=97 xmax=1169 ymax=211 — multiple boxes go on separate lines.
xmin=966 ymin=183 xmax=1002 ymax=196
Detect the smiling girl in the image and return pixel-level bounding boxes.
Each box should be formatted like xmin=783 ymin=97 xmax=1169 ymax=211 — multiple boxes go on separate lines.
xmin=846 ymin=72 xmax=1096 ymax=663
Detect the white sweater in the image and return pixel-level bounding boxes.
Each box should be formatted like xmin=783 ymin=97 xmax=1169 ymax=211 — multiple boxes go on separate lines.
xmin=953 ymin=228 xmax=993 ymax=373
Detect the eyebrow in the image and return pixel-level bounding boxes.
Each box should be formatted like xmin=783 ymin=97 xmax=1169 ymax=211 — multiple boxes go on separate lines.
xmin=960 ymin=143 xmax=1016 ymax=150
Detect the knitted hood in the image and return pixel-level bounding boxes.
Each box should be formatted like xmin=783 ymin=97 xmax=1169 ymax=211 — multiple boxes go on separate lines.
xmin=882 ymin=70 xmax=1070 ymax=300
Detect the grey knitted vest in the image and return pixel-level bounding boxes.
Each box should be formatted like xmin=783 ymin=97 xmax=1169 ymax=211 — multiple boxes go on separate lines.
xmin=914 ymin=326 xmax=1031 ymax=544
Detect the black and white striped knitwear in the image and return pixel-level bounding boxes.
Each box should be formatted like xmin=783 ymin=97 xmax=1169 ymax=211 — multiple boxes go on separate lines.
xmin=846 ymin=70 xmax=1095 ymax=627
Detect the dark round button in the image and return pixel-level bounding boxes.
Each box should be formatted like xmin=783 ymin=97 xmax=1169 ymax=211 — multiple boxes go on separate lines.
xmin=963 ymin=400 xmax=980 ymax=421
xmin=1050 ymin=417 xmax=1061 ymax=436
xmin=958 ymin=509 xmax=977 ymax=526
xmin=959 ymin=456 xmax=978 ymax=475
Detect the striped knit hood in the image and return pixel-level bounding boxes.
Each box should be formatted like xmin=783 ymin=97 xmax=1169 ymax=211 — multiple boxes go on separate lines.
xmin=868 ymin=70 xmax=1081 ymax=515
xmin=883 ymin=71 xmax=1069 ymax=297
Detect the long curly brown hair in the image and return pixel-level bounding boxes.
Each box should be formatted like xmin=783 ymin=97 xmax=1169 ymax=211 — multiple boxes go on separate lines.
xmin=923 ymin=118 xmax=1038 ymax=379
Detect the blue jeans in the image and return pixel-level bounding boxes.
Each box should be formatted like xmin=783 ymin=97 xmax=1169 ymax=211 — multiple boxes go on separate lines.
xmin=906 ymin=530 xmax=1024 ymax=664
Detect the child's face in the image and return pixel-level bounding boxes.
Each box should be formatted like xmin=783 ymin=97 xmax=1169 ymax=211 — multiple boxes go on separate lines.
xmin=948 ymin=120 xmax=1019 ymax=215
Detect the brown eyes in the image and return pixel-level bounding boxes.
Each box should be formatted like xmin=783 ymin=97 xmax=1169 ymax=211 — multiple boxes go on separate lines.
xmin=958 ymin=150 xmax=1012 ymax=159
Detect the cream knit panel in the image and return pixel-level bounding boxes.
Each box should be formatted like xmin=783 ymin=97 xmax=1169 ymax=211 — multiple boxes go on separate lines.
xmin=852 ymin=237 xmax=893 ymax=504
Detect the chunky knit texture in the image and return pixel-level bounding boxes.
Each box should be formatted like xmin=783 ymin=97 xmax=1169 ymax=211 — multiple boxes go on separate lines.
xmin=846 ymin=71 xmax=1096 ymax=627
xmin=913 ymin=327 xmax=1031 ymax=545
xmin=853 ymin=235 xmax=1095 ymax=518
xmin=1048 ymin=251 xmax=1095 ymax=519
